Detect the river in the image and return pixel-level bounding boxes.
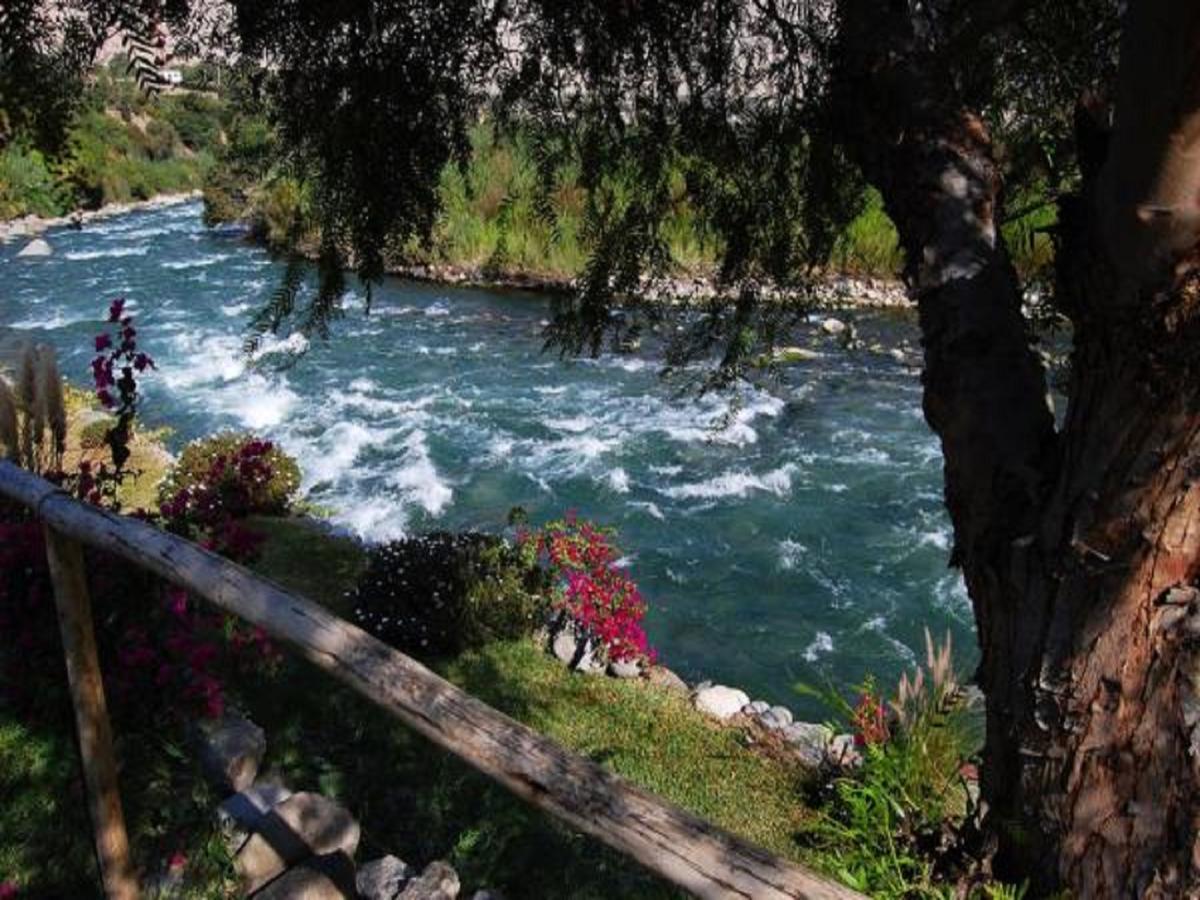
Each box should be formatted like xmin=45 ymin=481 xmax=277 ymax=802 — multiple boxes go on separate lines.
xmin=0 ymin=201 xmax=972 ymax=716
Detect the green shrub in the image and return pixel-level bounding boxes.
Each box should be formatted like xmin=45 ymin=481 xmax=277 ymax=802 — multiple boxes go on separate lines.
xmin=159 ymin=431 xmax=301 ymax=515
xmin=0 ymin=145 xmax=67 ymax=218
xmin=829 ymin=188 xmax=903 ymax=275
xmin=78 ymin=417 xmax=113 ymax=450
xmin=802 ymin=632 xmax=985 ymax=898
xmin=138 ymin=118 xmax=179 ymax=161
xmin=158 ymin=93 xmax=225 ymax=153
xmin=347 ymin=533 xmax=548 ymax=659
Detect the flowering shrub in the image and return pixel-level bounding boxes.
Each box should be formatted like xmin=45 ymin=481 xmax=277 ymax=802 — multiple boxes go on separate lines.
xmin=159 ymin=431 xmax=301 ymax=518
xmin=348 ymin=532 xmax=548 ymax=658
xmin=849 ymin=681 xmax=891 ymax=747
xmin=524 ymin=512 xmax=654 ymax=664
xmin=0 ymin=308 xmax=287 ymax=724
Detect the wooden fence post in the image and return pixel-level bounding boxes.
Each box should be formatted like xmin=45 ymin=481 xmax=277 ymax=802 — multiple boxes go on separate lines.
xmin=42 ymin=524 xmax=140 ymax=900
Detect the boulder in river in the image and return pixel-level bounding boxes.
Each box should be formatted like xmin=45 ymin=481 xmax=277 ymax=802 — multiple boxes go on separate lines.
xmin=17 ymin=238 xmax=52 ymax=257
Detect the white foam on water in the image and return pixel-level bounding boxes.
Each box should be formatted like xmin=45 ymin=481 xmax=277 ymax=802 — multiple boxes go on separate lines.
xmin=331 ymin=495 xmax=409 ymax=542
xmin=251 ymin=331 xmax=310 ymax=360
xmin=535 ymin=385 xmax=568 ymax=395
xmin=294 ymin=420 xmax=392 ymax=487
xmin=628 ymin=500 xmax=665 ymax=520
xmin=606 ymin=468 xmax=630 ymax=493
xmin=162 ymin=254 xmax=230 ymax=270
xmin=64 ymin=246 xmax=150 ymax=260
xmin=389 ymin=430 xmax=453 ymax=515
xmin=803 ymin=631 xmax=834 ymax=662
xmin=544 ymin=415 xmax=596 ymax=433
xmin=919 ymin=527 xmax=951 ymax=550
xmin=424 ymin=301 xmax=451 ymax=317
xmin=859 ymin=615 xmax=918 ymax=664
xmin=232 ymin=379 xmax=298 ymax=429
xmin=9 ymin=309 xmax=90 ymax=330
xmin=221 ymin=302 xmax=252 ymax=317
xmin=661 ymin=464 xmax=798 ymax=500
xmin=778 ymin=539 xmax=808 ymax=571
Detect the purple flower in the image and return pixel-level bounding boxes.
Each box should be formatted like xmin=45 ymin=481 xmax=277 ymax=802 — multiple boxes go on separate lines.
xmin=96 ymin=389 xmax=114 ymax=408
xmin=108 ymin=298 xmax=126 ymax=322
xmin=133 ymin=352 xmax=154 ymax=372
xmin=94 ymin=333 xmax=112 ymax=352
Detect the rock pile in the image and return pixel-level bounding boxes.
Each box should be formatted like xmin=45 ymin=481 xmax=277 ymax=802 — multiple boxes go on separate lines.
xmin=190 ymin=710 xmax=503 ymax=899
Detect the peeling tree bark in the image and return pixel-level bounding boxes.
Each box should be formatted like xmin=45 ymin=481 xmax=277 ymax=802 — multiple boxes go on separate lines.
xmin=833 ymin=0 xmax=1200 ymax=894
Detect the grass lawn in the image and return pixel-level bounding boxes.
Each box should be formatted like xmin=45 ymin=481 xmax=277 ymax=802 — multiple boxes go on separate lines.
xmin=0 ymin=511 xmax=816 ymax=898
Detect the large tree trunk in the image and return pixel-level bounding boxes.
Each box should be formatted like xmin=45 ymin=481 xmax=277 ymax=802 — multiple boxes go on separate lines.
xmin=833 ymin=0 xmax=1200 ymax=894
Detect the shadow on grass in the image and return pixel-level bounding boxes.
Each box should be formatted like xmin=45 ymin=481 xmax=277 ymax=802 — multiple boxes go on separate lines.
xmin=235 ymin=640 xmax=685 ymax=900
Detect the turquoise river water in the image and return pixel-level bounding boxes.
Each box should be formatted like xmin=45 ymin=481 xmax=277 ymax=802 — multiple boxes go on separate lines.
xmin=0 ymin=201 xmax=972 ymax=717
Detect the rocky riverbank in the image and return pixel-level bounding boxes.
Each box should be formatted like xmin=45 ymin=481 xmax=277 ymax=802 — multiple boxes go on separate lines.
xmin=0 ymin=190 xmax=203 ymax=245
xmin=392 ymin=260 xmax=911 ymax=310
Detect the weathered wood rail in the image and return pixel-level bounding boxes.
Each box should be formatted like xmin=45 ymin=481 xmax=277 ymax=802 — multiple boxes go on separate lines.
xmin=0 ymin=461 xmax=863 ymax=899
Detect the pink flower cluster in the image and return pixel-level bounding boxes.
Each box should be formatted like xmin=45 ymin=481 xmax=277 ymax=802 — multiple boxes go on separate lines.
xmin=528 ymin=512 xmax=655 ymax=663
xmin=114 ymin=586 xmax=277 ymax=720
xmin=160 ymin=438 xmax=278 ymax=530
xmin=851 ymin=689 xmax=891 ymax=747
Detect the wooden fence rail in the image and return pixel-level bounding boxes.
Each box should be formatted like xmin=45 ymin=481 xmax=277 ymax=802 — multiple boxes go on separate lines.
xmin=0 ymin=461 xmax=863 ymax=900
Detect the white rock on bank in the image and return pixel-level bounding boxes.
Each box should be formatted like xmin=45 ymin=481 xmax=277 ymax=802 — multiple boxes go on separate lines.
xmin=17 ymin=238 xmax=52 ymax=257
xmin=758 ymin=706 xmax=794 ymax=730
xmin=693 ymin=685 xmax=751 ymax=720
xmin=607 ymin=658 xmax=642 ymax=679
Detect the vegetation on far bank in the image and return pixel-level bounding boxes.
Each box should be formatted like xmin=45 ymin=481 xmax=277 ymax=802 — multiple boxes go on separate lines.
xmin=0 ymin=61 xmax=223 ymax=221
xmin=203 ymin=116 xmax=1055 ymax=284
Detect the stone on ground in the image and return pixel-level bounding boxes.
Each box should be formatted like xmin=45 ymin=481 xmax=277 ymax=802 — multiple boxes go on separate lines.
xmin=693 ymin=685 xmax=750 ymax=720
xmin=820 ymin=317 xmax=846 ymax=336
xmin=398 ymin=860 xmax=460 ymax=899
xmin=782 ymin=722 xmax=832 ymax=769
xmin=828 ymin=733 xmax=863 ymax=769
xmin=607 ymin=657 xmax=642 ymax=678
xmin=218 ymin=781 xmax=293 ymax=854
xmin=758 ymin=706 xmax=793 ymax=730
xmin=357 ymin=854 xmax=414 ymax=899
xmin=743 ymin=700 xmax=771 ymax=716
xmin=646 ymin=665 xmax=688 ymax=694
xmin=251 ymin=851 xmax=357 ymax=899
xmin=236 ymin=791 xmax=360 ymax=893
xmin=196 ymin=712 xmax=266 ymax=794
